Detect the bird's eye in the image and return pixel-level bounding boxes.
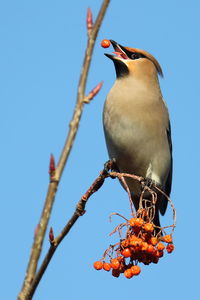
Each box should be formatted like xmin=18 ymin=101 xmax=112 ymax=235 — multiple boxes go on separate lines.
xmin=131 ymin=53 xmax=142 ymax=60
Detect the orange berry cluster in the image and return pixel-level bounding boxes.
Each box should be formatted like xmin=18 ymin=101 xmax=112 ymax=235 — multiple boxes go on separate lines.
xmin=93 ymin=217 xmax=174 ymax=278
xmin=93 ymin=257 xmax=141 ymax=279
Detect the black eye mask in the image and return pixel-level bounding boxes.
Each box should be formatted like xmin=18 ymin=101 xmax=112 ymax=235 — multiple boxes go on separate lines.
xmin=130 ymin=52 xmax=145 ymax=60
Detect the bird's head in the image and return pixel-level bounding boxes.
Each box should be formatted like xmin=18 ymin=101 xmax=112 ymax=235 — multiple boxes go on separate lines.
xmin=104 ymin=40 xmax=163 ymax=80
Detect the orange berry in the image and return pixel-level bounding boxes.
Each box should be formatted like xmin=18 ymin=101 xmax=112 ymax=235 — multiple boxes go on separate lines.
xmin=121 ymin=248 xmax=132 ymax=258
xmin=134 ymin=218 xmax=144 ymax=227
xmin=93 ymin=261 xmax=103 ymax=270
xmin=157 ymin=242 xmax=165 ymax=251
xmin=155 ymin=250 xmax=164 ymax=258
xmin=166 ymin=243 xmax=175 ymax=253
xmin=129 ymin=240 xmax=136 ymax=247
xmin=110 ymin=258 xmax=120 ymax=270
xmin=163 ymin=235 xmax=173 ymax=243
xmin=124 ymin=269 xmax=133 ymax=279
xmin=143 ymin=223 xmax=154 ymax=232
xmin=131 ymin=265 xmax=141 ymax=276
xmin=103 ymin=262 xmax=111 ymax=271
xmin=146 ymin=244 xmax=155 ymax=254
xmin=129 ymin=235 xmax=139 ymax=242
xmin=149 ymin=237 xmax=158 ymax=246
xmin=141 ymin=241 xmax=148 ymax=251
xmin=129 ymin=237 xmax=142 ymax=248
xmin=129 ymin=218 xmax=136 ymax=227
xmin=101 ymin=39 xmax=110 ymax=48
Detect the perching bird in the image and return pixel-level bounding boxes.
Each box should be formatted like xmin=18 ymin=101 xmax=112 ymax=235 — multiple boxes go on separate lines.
xmin=103 ymin=40 xmax=172 ymax=228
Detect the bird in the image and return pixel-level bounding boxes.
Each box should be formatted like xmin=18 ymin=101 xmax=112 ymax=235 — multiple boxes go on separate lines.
xmin=103 ymin=40 xmax=172 ymax=229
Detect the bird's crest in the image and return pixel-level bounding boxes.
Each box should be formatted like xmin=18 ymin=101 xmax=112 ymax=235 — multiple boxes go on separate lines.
xmin=124 ymin=47 xmax=163 ymax=77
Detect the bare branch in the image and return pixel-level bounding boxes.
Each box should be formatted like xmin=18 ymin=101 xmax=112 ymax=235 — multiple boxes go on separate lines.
xmin=56 ymin=0 xmax=110 ymax=178
xmin=23 ymin=169 xmax=109 ymax=300
xmin=18 ymin=1 xmax=110 ymax=299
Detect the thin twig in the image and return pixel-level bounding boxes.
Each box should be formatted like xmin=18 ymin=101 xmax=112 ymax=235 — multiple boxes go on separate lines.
xmin=109 ymin=171 xmax=144 ymax=182
xmin=108 ymin=170 xmax=176 ymax=227
xmin=118 ymin=175 xmax=135 ymax=216
xmin=25 ymin=169 xmax=109 ymax=300
xmin=109 ymin=212 xmax=129 ymax=223
xmin=18 ymin=1 xmax=110 ymax=299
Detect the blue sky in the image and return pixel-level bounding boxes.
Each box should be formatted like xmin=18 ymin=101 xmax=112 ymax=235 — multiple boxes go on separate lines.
xmin=1 ymin=0 xmax=199 ymax=299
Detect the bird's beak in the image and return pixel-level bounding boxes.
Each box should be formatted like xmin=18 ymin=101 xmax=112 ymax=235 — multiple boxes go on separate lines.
xmin=104 ymin=40 xmax=129 ymax=60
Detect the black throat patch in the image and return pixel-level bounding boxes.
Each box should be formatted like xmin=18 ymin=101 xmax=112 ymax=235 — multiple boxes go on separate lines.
xmin=113 ymin=60 xmax=129 ymax=78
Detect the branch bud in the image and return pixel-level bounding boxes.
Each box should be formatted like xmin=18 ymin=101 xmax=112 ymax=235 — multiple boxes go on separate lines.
xmin=34 ymin=224 xmax=40 ymax=238
xmin=49 ymin=154 xmax=56 ymax=177
xmin=85 ymin=81 xmax=103 ymax=103
xmin=87 ymin=8 xmax=93 ymax=32
xmin=49 ymin=227 xmax=54 ymax=243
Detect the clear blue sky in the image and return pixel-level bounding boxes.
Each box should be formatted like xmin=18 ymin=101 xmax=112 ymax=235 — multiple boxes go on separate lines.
xmin=1 ymin=1 xmax=199 ymax=299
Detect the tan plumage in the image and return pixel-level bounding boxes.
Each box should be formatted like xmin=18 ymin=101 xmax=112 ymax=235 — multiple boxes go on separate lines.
xmin=123 ymin=46 xmax=163 ymax=76
xmin=103 ymin=40 xmax=172 ymax=227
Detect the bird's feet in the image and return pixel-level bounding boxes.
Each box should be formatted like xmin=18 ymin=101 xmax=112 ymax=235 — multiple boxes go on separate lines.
xmin=103 ymin=159 xmax=119 ymax=178
xmin=141 ymin=177 xmax=156 ymax=190
xmin=103 ymin=159 xmax=119 ymax=173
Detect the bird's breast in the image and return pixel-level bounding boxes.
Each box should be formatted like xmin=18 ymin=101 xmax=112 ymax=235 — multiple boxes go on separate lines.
xmin=103 ymin=80 xmax=170 ymax=191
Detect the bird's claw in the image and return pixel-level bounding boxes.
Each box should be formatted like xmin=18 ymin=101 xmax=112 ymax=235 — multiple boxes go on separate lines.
xmin=104 ymin=159 xmax=119 ymax=172
xmin=141 ymin=178 xmax=156 ymax=190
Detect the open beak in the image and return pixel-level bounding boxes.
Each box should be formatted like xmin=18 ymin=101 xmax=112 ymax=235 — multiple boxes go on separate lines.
xmin=104 ymin=40 xmax=129 ymax=60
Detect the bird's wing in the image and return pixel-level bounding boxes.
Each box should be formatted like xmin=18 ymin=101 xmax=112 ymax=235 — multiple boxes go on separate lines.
xmin=159 ymin=122 xmax=173 ymax=216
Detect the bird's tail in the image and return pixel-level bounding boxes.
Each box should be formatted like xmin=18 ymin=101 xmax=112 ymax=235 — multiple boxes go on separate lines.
xmin=152 ymin=207 xmax=161 ymax=228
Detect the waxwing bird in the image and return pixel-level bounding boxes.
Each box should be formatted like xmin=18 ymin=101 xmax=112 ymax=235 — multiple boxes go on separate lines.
xmin=103 ymin=40 xmax=172 ymax=228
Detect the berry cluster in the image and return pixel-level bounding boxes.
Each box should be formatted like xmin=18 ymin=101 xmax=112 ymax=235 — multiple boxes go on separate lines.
xmin=93 ymin=216 xmax=174 ymax=279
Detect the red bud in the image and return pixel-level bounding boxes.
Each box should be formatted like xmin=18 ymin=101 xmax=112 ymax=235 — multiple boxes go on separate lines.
xmin=87 ymin=8 xmax=93 ymax=31
xmin=34 ymin=224 xmax=40 ymax=238
xmin=49 ymin=227 xmax=54 ymax=242
xmin=87 ymin=81 xmax=103 ymax=101
xmin=49 ymin=154 xmax=56 ymax=176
